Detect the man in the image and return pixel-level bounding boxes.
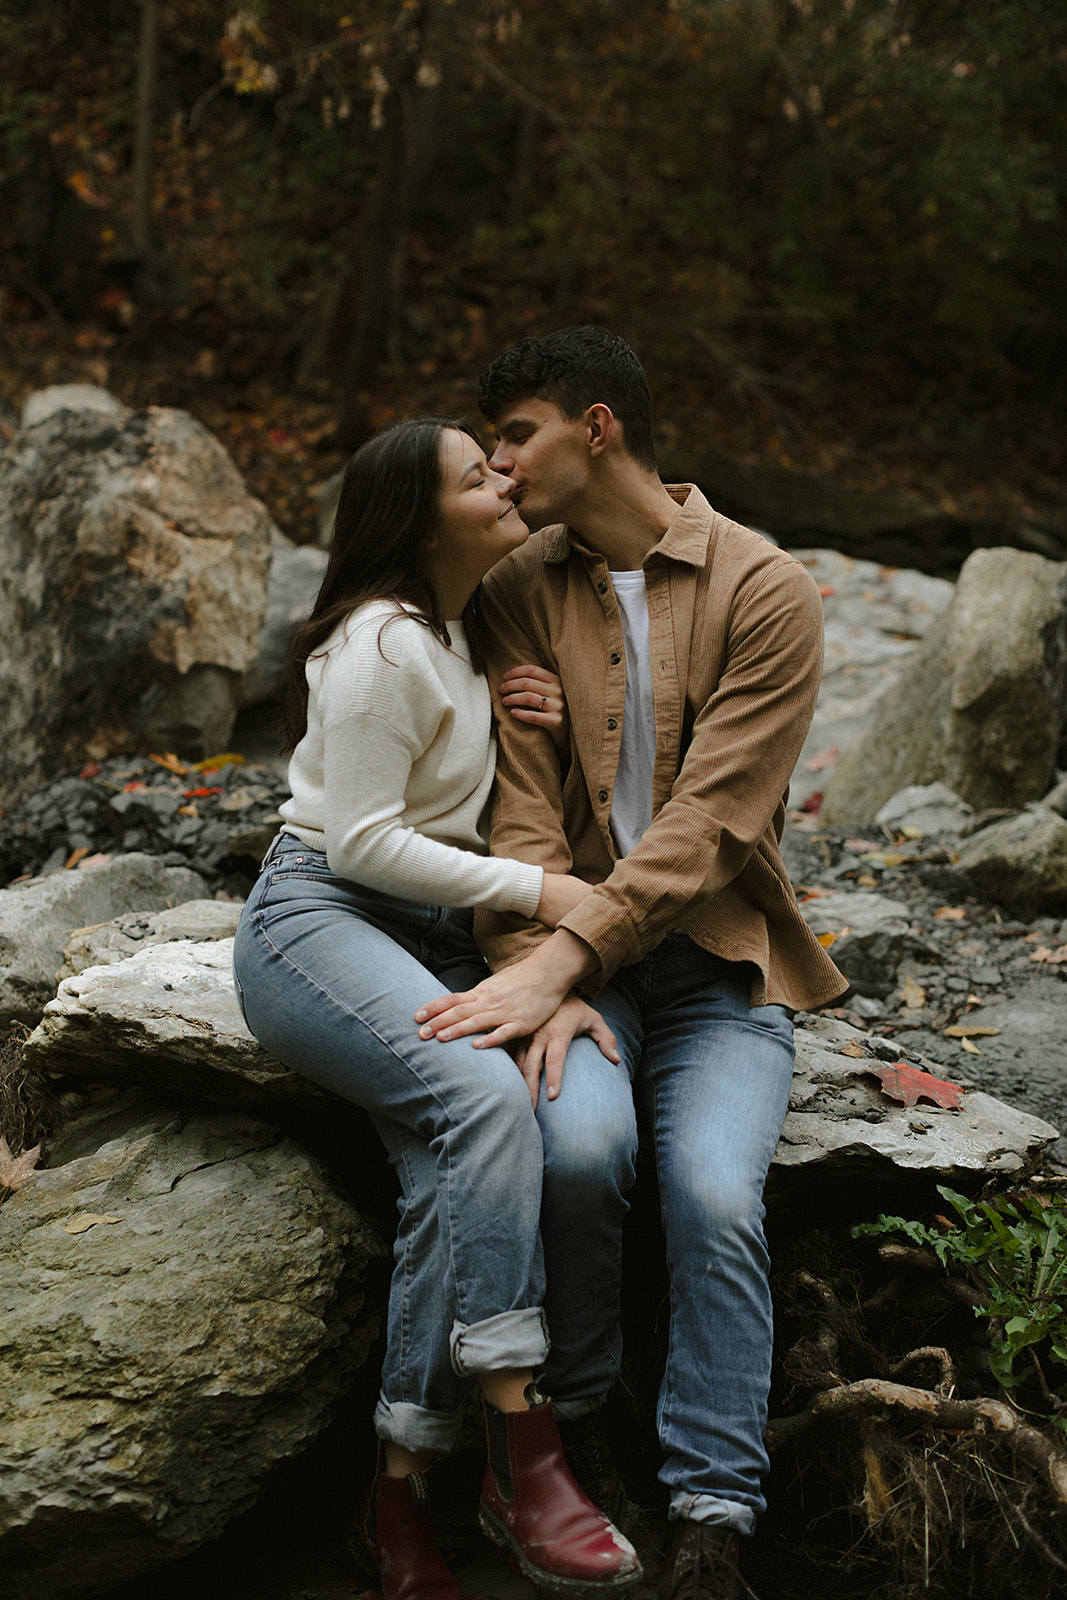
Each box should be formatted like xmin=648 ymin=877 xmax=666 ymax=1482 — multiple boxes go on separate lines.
xmin=415 ymin=327 xmax=846 ymax=1598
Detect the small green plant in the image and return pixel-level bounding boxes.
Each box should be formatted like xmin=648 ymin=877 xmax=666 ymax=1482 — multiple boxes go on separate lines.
xmin=853 ymin=1185 xmax=1067 ymax=1427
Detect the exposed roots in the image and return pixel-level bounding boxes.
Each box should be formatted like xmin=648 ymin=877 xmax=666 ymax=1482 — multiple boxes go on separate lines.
xmin=0 ymin=1023 xmax=61 ymax=1156
xmin=768 ymin=1243 xmax=1067 ymax=1597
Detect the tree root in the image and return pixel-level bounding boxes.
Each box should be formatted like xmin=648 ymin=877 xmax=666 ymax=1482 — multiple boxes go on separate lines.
xmin=768 ymin=1377 xmax=1067 ymax=1507
xmin=768 ymin=1212 xmax=1067 ymax=1593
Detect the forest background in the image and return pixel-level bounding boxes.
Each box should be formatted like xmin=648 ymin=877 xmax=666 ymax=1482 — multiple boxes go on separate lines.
xmin=1 ymin=0 xmax=1065 ymax=559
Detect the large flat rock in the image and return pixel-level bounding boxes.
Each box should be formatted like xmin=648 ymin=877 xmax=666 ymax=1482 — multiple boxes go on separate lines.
xmin=0 ymin=854 xmax=208 ymax=1028
xmin=23 ymin=938 xmax=1059 ymax=1179
xmin=783 ymin=1012 xmax=1058 ymax=1178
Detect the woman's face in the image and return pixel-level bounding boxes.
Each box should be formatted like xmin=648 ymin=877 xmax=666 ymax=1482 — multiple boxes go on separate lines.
xmin=423 ymin=430 xmax=527 ymax=611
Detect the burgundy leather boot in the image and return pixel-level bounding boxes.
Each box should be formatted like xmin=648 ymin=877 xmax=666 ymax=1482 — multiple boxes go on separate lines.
xmin=479 ymin=1393 xmax=643 ymax=1593
xmin=356 ymin=1467 xmax=467 ymax=1600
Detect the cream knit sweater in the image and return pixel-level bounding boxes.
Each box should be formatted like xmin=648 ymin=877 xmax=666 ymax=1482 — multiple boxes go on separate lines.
xmin=279 ymin=601 xmax=544 ymax=914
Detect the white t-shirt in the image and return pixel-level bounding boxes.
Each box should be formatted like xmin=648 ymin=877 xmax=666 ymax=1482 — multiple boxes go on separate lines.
xmin=609 ymin=571 xmax=656 ymax=856
xmin=279 ymin=601 xmax=544 ymax=913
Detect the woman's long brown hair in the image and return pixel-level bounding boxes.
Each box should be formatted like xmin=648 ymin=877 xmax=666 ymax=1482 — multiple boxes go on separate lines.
xmin=282 ymin=418 xmax=485 ymax=753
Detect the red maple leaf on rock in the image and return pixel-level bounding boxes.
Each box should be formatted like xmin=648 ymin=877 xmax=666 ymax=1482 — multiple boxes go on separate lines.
xmin=866 ymin=1063 xmax=963 ymax=1110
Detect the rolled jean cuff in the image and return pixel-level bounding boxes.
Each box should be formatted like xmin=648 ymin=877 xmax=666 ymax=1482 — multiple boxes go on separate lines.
xmin=450 ymin=1307 xmax=549 ymax=1377
xmin=669 ymin=1493 xmax=757 ymax=1538
xmin=373 ymin=1395 xmax=465 ymax=1455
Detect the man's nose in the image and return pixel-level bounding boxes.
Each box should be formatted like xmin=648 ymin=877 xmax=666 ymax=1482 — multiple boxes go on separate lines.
xmin=488 ymin=444 xmax=512 ymax=474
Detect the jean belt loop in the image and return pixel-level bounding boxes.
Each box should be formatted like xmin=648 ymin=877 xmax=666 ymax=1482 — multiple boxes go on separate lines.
xmin=261 ymin=831 xmax=286 ymax=870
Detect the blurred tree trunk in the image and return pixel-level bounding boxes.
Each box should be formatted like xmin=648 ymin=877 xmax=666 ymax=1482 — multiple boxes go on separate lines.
xmin=130 ymin=0 xmax=160 ymax=284
xmin=294 ymin=0 xmax=451 ymax=449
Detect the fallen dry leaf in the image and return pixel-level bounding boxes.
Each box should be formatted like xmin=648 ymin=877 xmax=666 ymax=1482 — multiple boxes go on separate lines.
xmin=943 ymin=1025 xmax=1001 ymax=1038
xmin=149 ymin=751 xmax=189 ymax=776
xmin=818 ymin=929 xmax=847 ymax=948
xmin=934 ymin=906 xmax=968 ymax=921
xmin=803 ymin=744 xmax=839 ymax=772
xmin=960 ymin=1038 xmax=983 ymax=1055
xmin=0 ymin=1136 xmax=42 ymax=1193
xmin=192 ymin=752 xmax=246 ymax=770
xmin=899 ymin=976 xmax=927 ymax=1010
xmin=839 ymin=1039 xmax=866 ymax=1058
xmin=867 ymin=1063 xmax=963 ymax=1110
xmin=1030 ymin=945 xmax=1067 ymax=965
xmin=63 ymin=1213 xmax=123 ymax=1234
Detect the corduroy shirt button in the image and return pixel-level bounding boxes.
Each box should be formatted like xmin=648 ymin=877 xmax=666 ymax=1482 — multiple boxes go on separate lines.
xmin=610 ymin=652 xmax=621 ymax=664
xmin=598 ymin=789 xmax=609 ymax=803
xmin=607 ymin=718 xmax=618 ymax=729
xmin=597 ymin=581 xmax=608 ymax=594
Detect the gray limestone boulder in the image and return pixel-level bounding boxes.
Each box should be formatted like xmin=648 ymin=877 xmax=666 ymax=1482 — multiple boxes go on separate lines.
xmin=777 ymin=1013 xmax=1058 ymax=1179
xmin=0 ymin=1091 xmax=382 ymax=1600
xmin=820 ymin=547 xmax=1067 ymax=822
xmin=953 ymin=805 xmax=1067 ymax=917
xmin=798 ymin=890 xmax=918 ymax=999
xmin=0 ymin=394 xmax=275 ymax=805
xmin=239 ymin=535 xmax=328 ymax=709
xmin=22 ymin=933 xmax=1056 ymax=1184
xmin=23 ymin=937 xmax=320 ymax=1113
xmin=786 ymin=550 xmax=954 ymax=812
xmin=874 ymin=782 xmax=975 ymax=837
xmin=0 ymin=854 xmax=207 ymax=1028
xmin=58 ymin=898 xmax=242 ymax=981
xmin=20 ymin=384 xmax=127 ymax=428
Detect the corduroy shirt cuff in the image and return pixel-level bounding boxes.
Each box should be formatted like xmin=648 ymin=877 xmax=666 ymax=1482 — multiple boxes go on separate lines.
xmin=557 ymin=894 xmax=643 ymax=987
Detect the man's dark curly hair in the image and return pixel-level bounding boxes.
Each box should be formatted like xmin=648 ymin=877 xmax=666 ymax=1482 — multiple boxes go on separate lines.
xmin=478 ymin=326 xmax=658 ymax=472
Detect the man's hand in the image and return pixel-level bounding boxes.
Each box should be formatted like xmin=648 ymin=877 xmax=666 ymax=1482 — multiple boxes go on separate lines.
xmin=513 ymin=995 xmax=620 ymax=1110
xmin=414 ymin=929 xmax=597 ymax=1050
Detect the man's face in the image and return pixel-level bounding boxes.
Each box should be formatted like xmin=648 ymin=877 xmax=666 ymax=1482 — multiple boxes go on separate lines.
xmin=487 ymin=398 xmax=591 ymax=532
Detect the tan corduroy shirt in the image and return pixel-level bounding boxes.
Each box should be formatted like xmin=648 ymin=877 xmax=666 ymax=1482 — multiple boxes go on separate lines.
xmin=474 ymin=484 xmax=847 ymax=1013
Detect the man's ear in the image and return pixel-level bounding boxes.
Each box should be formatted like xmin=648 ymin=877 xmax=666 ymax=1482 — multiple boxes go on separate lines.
xmin=585 ymin=403 xmax=616 ymax=456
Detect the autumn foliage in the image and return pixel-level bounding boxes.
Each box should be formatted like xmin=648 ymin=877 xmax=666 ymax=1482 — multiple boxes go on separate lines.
xmin=0 ymin=0 xmax=1065 ymax=541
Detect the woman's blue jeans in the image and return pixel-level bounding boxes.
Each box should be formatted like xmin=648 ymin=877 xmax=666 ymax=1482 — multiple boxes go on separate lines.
xmin=534 ymin=932 xmax=794 ymax=1536
xmin=232 ymin=832 xmax=548 ymax=1455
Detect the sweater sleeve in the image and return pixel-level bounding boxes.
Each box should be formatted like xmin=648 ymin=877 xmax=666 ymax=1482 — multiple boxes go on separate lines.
xmin=316 ymin=615 xmax=544 ymax=914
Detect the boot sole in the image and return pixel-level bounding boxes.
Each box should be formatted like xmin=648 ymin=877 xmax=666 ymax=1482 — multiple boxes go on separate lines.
xmin=478 ymin=1502 xmax=643 ymax=1594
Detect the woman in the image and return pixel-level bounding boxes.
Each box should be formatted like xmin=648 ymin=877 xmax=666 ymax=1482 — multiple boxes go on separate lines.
xmin=232 ymin=418 xmax=641 ymax=1598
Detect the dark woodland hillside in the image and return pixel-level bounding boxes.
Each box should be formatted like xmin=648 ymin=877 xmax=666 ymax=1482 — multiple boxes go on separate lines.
xmin=1 ymin=0 xmax=1065 ymax=559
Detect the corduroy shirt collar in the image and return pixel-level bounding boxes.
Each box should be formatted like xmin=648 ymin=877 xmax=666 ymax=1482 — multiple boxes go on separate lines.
xmin=537 ymin=484 xmax=710 ymax=570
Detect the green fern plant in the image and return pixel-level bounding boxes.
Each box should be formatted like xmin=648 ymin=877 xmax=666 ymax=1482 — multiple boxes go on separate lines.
xmin=853 ymin=1186 xmax=1067 ymax=1426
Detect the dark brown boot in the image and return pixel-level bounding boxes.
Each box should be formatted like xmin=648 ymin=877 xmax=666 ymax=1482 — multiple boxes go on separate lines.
xmin=658 ymin=1521 xmax=753 ymax=1600
xmin=479 ymin=1392 xmax=643 ymax=1593
xmin=556 ymin=1408 xmax=638 ymax=1534
xmin=356 ymin=1467 xmax=467 ymax=1600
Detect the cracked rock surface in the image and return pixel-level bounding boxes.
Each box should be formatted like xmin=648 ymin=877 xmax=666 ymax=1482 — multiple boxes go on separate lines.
xmin=0 ymin=1091 xmax=383 ymax=1600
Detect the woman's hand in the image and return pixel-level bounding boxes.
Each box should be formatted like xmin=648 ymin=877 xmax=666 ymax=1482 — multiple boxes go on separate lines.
xmin=534 ymin=872 xmax=593 ymax=928
xmin=414 ymin=929 xmax=598 ymax=1050
xmin=513 ymin=996 xmax=620 ymax=1109
xmin=500 ymin=663 xmax=568 ymax=753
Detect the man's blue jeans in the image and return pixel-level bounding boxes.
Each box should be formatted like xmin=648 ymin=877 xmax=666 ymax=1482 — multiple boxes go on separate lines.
xmin=232 ymin=833 xmax=549 ymax=1455
xmin=536 ymin=932 xmax=794 ymax=1536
